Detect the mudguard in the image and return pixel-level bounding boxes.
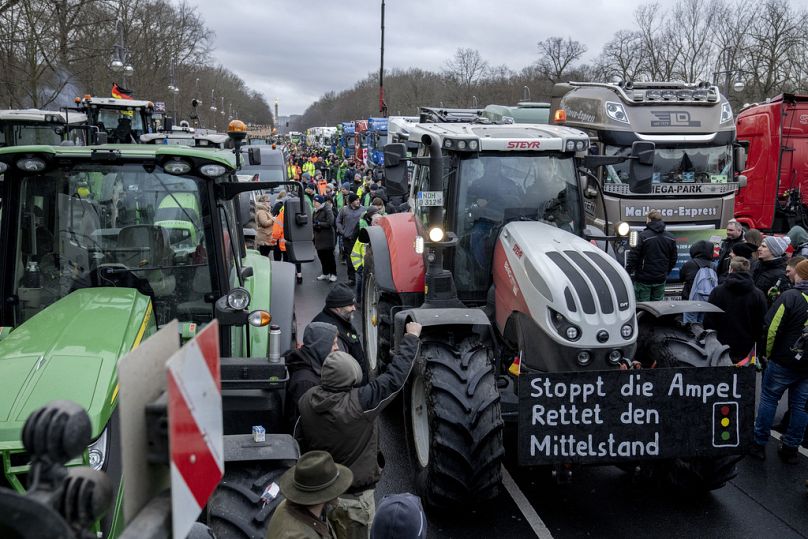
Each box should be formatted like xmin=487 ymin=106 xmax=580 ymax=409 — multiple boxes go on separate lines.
xmin=637 ymin=300 xmax=723 ymax=318
xmin=392 ymin=307 xmax=492 ymax=349
xmin=366 ymin=213 xmax=424 ymax=293
xmin=269 ymin=260 xmax=296 ymax=353
xmin=223 ymin=433 xmax=299 ymax=463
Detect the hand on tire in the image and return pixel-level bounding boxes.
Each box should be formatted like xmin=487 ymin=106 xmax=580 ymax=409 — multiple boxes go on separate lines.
xmin=405 ymin=321 xmax=422 ymax=338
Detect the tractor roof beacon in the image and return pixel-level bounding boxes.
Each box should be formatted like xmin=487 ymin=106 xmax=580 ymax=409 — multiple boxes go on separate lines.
xmin=361 ymin=118 xmax=738 ymax=509
xmin=0 ymin=122 xmax=315 ymax=537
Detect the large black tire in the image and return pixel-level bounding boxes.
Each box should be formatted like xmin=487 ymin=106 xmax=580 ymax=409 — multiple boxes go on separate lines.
xmin=361 ymin=262 xmax=399 ymax=378
xmin=631 ymin=318 xmax=738 ymax=491
xmin=207 ymin=461 xmax=292 ymax=539
xmin=406 ymin=338 xmax=504 ymax=508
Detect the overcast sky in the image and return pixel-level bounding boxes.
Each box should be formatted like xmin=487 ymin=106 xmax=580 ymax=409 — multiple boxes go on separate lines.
xmin=190 ymin=0 xmax=634 ymax=115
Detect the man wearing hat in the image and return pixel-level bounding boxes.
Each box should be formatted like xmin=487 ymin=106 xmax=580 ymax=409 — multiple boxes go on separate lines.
xmin=296 ymin=321 xmax=422 ymax=539
xmin=336 ymin=194 xmax=366 ymax=285
xmin=749 ymin=259 xmax=808 ymax=463
xmin=754 ymin=235 xmax=791 ymax=302
xmin=704 ymin=257 xmax=768 ymax=362
xmin=370 ymin=493 xmax=427 ymax=539
xmin=313 ymin=283 xmax=367 ymax=382
xmin=266 ymin=450 xmax=352 ymax=538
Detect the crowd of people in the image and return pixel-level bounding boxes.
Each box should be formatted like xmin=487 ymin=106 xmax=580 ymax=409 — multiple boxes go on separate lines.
xmin=626 ymin=211 xmax=808 ymax=461
xmin=250 ymin=147 xmax=405 ymax=294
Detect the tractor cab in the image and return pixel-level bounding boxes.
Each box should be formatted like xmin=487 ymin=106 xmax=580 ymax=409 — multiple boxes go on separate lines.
xmin=400 ymin=123 xmax=590 ymax=302
xmin=0 ymin=109 xmax=89 ymax=147
xmin=73 ymin=95 xmax=156 ymax=144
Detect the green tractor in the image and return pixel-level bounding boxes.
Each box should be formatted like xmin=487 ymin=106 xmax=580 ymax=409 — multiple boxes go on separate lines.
xmin=0 ymin=133 xmax=314 ymax=537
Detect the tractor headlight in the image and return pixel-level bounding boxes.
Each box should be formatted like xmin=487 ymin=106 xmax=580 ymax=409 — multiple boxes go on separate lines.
xmin=607 ymin=350 xmax=623 ymax=365
xmin=414 ymin=235 xmax=425 ymax=254
xmin=227 ymin=287 xmax=251 ymax=310
xmin=163 ymin=159 xmax=192 ymax=175
xmin=428 ymin=227 xmax=444 ymax=242
xmin=549 ymin=308 xmax=581 ymax=342
xmin=200 ymin=163 xmax=227 ymax=177
xmin=621 ymin=323 xmax=634 ymax=339
xmin=616 ymin=221 xmax=631 ymax=237
xmin=468 ymin=140 xmax=479 ymax=151
xmin=0 ymin=161 xmax=8 ymax=173
xmin=87 ymin=427 xmax=109 ymax=471
xmin=17 ymin=157 xmax=46 ymax=172
xmin=576 ymin=351 xmax=592 ymax=366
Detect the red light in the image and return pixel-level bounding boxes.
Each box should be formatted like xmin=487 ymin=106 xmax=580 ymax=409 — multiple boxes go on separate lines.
xmin=721 ymin=405 xmax=730 ymax=416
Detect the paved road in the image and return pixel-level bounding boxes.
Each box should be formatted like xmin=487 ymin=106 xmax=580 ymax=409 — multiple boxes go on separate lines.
xmin=293 ymin=255 xmax=808 ymax=538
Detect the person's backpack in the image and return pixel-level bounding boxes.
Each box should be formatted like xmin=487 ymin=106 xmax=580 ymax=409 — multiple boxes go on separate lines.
xmin=684 ymin=265 xmax=718 ymax=324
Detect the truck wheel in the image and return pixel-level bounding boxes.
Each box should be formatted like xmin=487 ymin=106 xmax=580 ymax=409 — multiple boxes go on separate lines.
xmin=406 ymin=338 xmax=504 ymax=508
xmin=362 ymin=267 xmax=398 ymax=378
xmin=207 ymin=461 xmax=292 ymax=539
xmin=632 ymin=320 xmax=737 ymax=491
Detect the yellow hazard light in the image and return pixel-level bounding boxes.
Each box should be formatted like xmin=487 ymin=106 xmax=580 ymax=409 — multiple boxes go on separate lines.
xmin=248 ymin=310 xmax=272 ymax=327
xmin=554 ymin=109 xmax=567 ymax=124
xmin=74 ymin=97 xmax=81 ymax=104
xmin=83 ymin=94 xmax=92 ymax=101
xmin=228 ymin=120 xmax=247 ymax=134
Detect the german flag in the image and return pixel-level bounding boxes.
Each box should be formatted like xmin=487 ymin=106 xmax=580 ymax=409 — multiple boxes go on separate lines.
xmin=111 ymin=83 xmax=133 ymax=100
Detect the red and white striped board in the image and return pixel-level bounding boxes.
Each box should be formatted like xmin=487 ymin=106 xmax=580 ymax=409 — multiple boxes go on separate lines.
xmin=167 ymin=320 xmax=223 ymax=539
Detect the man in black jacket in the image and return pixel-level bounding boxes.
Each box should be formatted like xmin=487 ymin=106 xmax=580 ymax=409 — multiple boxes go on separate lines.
xmin=625 ymin=209 xmax=678 ymax=301
xmin=313 ymin=284 xmax=368 ymax=383
xmin=754 ymin=235 xmax=791 ymax=303
xmin=703 ymin=257 xmax=767 ymax=362
xmin=750 ymin=259 xmax=808 ymax=463
xmin=285 ymin=321 xmax=338 ymax=427
xmin=716 ymin=219 xmax=745 ymax=278
xmin=295 ymin=322 xmax=422 ymax=539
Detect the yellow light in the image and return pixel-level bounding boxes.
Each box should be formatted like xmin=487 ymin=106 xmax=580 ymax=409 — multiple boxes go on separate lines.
xmin=228 ymin=120 xmax=247 ymax=134
xmin=554 ymin=109 xmax=567 ymax=124
xmin=720 ymin=418 xmax=730 ymax=427
xmin=248 ymin=310 xmax=272 ymax=327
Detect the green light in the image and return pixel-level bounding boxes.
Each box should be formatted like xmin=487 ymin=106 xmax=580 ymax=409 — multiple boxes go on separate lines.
xmin=721 ymin=432 xmax=730 ymax=441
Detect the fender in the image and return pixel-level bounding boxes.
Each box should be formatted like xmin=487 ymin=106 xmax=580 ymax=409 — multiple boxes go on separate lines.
xmin=366 ymin=213 xmax=424 ymax=293
xmin=637 ymin=300 xmax=723 ymax=318
xmin=223 ymin=433 xmax=299 ymax=462
xmin=392 ymin=307 xmax=492 ymax=349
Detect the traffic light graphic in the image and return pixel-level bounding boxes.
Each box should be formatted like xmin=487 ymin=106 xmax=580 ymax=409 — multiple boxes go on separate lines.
xmin=712 ymin=402 xmax=739 ymax=448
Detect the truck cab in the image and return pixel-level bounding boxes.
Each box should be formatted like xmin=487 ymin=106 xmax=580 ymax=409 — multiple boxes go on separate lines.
xmin=367 ymin=117 xmax=388 ymax=167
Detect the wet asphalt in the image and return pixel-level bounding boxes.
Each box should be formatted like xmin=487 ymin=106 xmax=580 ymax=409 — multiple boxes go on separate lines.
xmin=293 ymin=254 xmax=808 ymax=539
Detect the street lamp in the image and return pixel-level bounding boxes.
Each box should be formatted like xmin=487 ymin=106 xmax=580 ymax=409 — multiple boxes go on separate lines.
xmin=109 ymin=19 xmax=134 ymax=87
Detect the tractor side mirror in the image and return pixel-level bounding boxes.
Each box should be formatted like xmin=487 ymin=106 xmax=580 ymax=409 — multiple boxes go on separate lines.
xmin=579 ymin=174 xmax=599 ymax=199
xmin=383 ymin=143 xmax=408 ymax=197
xmin=629 ymin=141 xmax=655 ymax=194
xmin=248 ymin=147 xmax=261 ymax=166
xmin=283 ymin=197 xmax=315 ymax=263
xmin=733 ymin=144 xmax=747 ymax=172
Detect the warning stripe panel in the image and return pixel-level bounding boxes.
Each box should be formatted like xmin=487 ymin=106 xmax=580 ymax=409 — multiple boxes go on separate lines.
xmin=168 ymin=371 xmax=223 ymax=508
xmin=195 ymin=321 xmax=221 ymax=388
xmin=171 ymin=461 xmax=201 ymax=539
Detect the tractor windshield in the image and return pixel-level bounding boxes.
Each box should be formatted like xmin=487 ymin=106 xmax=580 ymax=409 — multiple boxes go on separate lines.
xmin=11 ymin=164 xmax=213 ymax=326
xmin=454 ymin=152 xmax=583 ymax=295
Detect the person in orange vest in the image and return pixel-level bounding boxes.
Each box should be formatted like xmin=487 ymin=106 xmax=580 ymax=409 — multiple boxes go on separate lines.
xmin=316 ymin=172 xmax=328 ymax=196
xmin=271 ymin=204 xmax=304 ymax=284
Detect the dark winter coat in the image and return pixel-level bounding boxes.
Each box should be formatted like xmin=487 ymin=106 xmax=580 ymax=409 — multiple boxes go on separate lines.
xmin=312 ymin=308 xmax=367 ymax=384
xmin=295 ymin=335 xmax=419 ymax=492
xmin=716 ymin=235 xmax=745 ymax=277
xmin=680 ymin=240 xmax=714 ymax=300
xmin=312 ymin=205 xmax=335 ymax=250
xmin=265 ymin=500 xmax=335 ymax=539
xmin=753 ymin=256 xmax=789 ymax=298
xmin=625 ymin=220 xmax=678 ymax=284
xmin=763 ymin=281 xmax=808 ymax=374
xmin=703 ymin=272 xmax=768 ymax=361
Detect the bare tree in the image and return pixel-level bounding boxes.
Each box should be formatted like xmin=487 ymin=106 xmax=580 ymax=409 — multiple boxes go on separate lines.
xmin=596 ymin=30 xmax=646 ymax=82
xmin=536 ymin=36 xmax=587 ymax=83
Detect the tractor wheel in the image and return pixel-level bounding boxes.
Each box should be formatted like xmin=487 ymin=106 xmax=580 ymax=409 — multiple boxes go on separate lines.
xmin=362 ymin=266 xmax=399 ymax=378
xmin=207 ymin=460 xmax=292 ymax=539
xmin=406 ymin=338 xmax=504 ymax=508
xmin=631 ymin=319 xmax=737 ymax=491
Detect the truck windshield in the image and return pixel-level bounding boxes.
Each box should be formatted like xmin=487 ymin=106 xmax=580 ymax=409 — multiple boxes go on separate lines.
xmin=454 ymin=152 xmax=582 ymax=294
xmin=13 ymin=165 xmax=212 ymax=326
xmin=604 ymin=144 xmax=732 ymax=187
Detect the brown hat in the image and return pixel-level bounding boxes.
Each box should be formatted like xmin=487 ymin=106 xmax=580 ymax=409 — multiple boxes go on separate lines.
xmin=278 ymin=450 xmax=353 ymax=505
xmin=796 ymin=260 xmax=808 ymax=281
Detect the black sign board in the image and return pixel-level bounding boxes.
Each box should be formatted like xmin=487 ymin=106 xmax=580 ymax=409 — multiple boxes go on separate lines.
xmin=517 ymin=366 xmax=755 ymax=465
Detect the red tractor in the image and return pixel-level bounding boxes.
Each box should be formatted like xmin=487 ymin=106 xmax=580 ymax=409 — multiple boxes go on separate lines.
xmin=360 ymin=114 xmax=745 ymax=508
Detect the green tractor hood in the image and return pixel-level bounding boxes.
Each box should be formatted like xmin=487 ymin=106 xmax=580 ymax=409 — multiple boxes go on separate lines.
xmin=0 ymin=288 xmax=154 ymax=449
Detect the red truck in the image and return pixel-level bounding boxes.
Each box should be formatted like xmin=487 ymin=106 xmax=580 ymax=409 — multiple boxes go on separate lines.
xmin=735 ymin=93 xmax=808 ymax=232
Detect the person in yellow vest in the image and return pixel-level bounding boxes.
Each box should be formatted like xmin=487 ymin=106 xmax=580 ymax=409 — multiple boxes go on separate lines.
xmin=351 ymin=210 xmax=382 ymax=302
xmin=287 ymin=163 xmax=298 ymax=181
xmin=302 ymin=158 xmax=316 ymax=177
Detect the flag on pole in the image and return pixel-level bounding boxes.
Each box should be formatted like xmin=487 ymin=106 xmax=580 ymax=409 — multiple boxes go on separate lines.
xmin=112 ymin=83 xmax=133 ymax=99
xmin=737 ymin=343 xmax=758 ymax=369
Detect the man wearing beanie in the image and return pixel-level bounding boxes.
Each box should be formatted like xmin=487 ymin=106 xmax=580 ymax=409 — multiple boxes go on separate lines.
xmin=754 ymin=235 xmax=791 ymax=302
xmin=749 ymin=259 xmax=808 ymax=463
xmin=313 ymin=283 xmax=368 ymax=382
xmin=296 ymin=322 xmax=422 ymax=539
xmin=336 ymin=193 xmax=366 ymax=285
xmin=370 ymin=493 xmax=427 ymax=539
xmin=704 ymin=257 xmax=767 ymax=362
